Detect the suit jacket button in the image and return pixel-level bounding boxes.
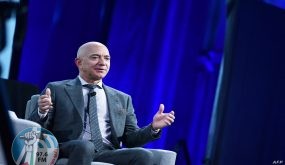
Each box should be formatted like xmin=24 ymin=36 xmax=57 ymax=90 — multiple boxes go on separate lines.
xmin=95 ymin=149 xmax=98 ymax=153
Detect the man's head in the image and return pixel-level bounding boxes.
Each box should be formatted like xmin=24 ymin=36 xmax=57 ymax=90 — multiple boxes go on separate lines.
xmin=75 ymin=41 xmax=110 ymax=83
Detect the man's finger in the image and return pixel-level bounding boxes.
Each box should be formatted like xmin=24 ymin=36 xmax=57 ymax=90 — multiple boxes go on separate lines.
xmin=158 ymin=104 xmax=164 ymax=114
xmin=168 ymin=113 xmax=175 ymax=119
xmin=45 ymin=88 xmax=51 ymax=97
xmin=166 ymin=116 xmax=175 ymax=123
xmin=41 ymin=97 xmax=52 ymax=103
xmin=42 ymin=105 xmax=51 ymax=110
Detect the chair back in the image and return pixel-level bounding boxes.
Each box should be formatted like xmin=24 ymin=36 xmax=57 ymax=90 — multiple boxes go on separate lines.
xmin=25 ymin=94 xmax=40 ymax=119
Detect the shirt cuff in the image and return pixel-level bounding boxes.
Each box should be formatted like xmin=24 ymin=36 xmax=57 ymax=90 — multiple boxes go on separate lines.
xmin=150 ymin=124 xmax=161 ymax=134
xmin=151 ymin=128 xmax=160 ymax=134
xmin=38 ymin=108 xmax=48 ymax=119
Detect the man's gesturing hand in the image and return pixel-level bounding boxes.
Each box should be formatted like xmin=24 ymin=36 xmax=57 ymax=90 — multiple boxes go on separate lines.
xmin=38 ymin=88 xmax=53 ymax=114
xmin=151 ymin=104 xmax=175 ymax=130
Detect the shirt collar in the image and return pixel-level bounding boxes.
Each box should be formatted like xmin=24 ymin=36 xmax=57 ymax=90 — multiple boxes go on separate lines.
xmin=78 ymin=75 xmax=103 ymax=88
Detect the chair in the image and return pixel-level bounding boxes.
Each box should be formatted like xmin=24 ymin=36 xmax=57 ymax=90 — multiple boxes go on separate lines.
xmin=0 ymin=111 xmax=42 ymax=165
xmin=25 ymin=94 xmax=177 ymax=165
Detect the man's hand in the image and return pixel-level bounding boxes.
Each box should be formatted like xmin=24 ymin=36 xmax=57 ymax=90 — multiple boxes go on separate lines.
xmin=38 ymin=88 xmax=53 ymax=114
xmin=151 ymin=104 xmax=175 ymax=130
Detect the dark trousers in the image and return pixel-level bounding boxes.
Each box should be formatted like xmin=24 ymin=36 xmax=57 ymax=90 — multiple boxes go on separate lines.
xmin=59 ymin=140 xmax=154 ymax=165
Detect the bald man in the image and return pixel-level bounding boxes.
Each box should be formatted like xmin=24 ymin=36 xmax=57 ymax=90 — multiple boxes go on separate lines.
xmin=28 ymin=41 xmax=175 ymax=165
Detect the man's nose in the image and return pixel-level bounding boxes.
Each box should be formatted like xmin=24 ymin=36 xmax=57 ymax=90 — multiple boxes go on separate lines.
xmin=97 ymin=57 xmax=106 ymax=65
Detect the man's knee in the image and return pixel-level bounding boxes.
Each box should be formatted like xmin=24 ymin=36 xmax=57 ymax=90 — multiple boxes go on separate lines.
xmin=133 ymin=148 xmax=154 ymax=164
xmin=74 ymin=141 xmax=95 ymax=156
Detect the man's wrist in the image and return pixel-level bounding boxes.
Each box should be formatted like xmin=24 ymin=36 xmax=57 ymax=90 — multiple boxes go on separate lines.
xmin=39 ymin=109 xmax=47 ymax=114
xmin=38 ymin=108 xmax=48 ymax=119
xmin=151 ymin=123 xmax=160 ymax=132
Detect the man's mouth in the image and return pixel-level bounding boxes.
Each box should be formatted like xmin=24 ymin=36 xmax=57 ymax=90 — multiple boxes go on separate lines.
xmin=95 ymin=68 xmax=105 ymax=72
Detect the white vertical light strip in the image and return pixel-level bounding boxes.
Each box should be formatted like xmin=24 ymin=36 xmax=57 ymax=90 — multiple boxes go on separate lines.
xmin=0 ymin=12 xmax=16 ymax=79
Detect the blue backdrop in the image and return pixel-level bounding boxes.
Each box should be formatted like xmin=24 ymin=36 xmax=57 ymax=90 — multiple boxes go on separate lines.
xmin=17 ymin=1 xmax=225 ymax=164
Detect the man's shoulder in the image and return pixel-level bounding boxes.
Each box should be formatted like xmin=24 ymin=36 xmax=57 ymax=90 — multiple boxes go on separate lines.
xmin=47 ymin=78 xmax=77 ymax=86
xmin=103 ymin=84 xmax=130 ymax=97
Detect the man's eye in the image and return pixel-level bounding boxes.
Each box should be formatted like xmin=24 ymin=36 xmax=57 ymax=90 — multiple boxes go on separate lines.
xmin=90 ymin=56 xmax=99 ymax=59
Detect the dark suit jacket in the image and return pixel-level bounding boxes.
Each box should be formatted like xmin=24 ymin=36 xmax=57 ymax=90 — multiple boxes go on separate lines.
xmin=29 ymin=78 xmax=160 ymax=148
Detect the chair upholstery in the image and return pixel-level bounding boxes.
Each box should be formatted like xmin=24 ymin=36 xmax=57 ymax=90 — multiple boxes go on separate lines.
xmin=25 ymin=94 xmax=177 ymax=165
xmin=0 ymin=111 xmax=41 ymax=165
xmin=25 ymin=94 xmax=39 ymax=119
xmin=149 ymin=149 xmax=177 ymax=165
xmin=56 ymin=158 xmax=113 ymax=165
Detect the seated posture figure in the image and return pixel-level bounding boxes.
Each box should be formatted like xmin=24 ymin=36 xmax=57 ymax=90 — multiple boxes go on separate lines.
xmin=28 ymin=41 xmax=175 ymax=165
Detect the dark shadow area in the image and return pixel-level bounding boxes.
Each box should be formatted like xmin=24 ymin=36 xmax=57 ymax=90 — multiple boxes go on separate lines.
xmin=206 ymin=0 xmax=285 ymax=164
xmin=0 ymin=0 xmax=34 ymax=164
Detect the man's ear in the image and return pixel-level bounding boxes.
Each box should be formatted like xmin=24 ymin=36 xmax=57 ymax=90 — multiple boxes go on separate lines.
xmin=75 ymin=58 xmax=81 ymax=68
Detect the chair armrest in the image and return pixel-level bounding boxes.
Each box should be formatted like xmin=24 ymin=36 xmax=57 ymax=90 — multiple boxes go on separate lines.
xmin=56 ymin=149 xmax=176 ymax=165
xmin=8 ymin=110 xmax=41 ymax=134
xmin=148 ymin=149 xmax=177 ymax=165
xmin=56 ymin=158 xmax=114 ymax=165
xmin=0 ymin=111 xmax=41 ymax=164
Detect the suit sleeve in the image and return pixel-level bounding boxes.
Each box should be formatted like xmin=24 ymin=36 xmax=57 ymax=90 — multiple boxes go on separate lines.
xmin=122 ymin=96 xmax=161 ymax=148
xmin=28 ymin=83 xmax=56 ymax=130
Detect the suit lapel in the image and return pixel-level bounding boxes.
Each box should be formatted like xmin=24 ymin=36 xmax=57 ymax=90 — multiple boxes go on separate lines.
xmin=104 ymin=85 xmax=126 ymax=138
xmin=65 ymin=78 xmax=85 ymax=120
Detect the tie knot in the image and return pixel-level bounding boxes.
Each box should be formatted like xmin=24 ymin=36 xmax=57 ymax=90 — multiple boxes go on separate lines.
xmin=83 ymin=84 xmax=97 ymax=91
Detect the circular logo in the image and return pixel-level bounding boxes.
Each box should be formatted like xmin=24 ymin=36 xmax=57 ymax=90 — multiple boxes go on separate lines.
xmin=11 ymin=127 xmax=59 ymax=165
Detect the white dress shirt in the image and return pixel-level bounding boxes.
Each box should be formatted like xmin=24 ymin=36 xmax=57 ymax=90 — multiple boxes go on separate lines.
xmin=78 ymin=76 xmax=112 ymax=145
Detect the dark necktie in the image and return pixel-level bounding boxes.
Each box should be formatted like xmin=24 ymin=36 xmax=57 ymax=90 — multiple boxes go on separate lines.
xmin=83 ymin=84 xmax=103 ymax=151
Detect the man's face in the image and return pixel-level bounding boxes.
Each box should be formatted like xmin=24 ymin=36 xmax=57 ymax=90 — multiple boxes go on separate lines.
xmin=76 ymin=43 xmax=110 ymax=82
